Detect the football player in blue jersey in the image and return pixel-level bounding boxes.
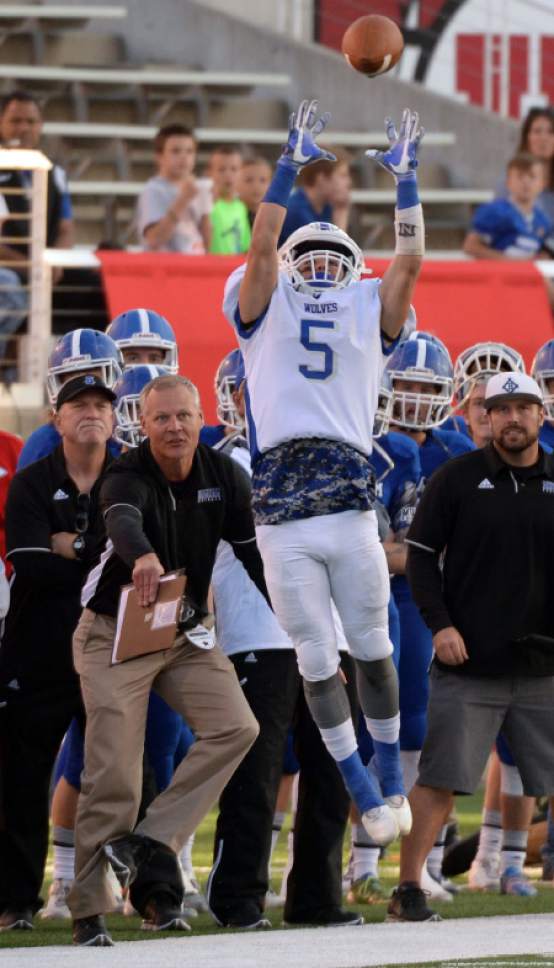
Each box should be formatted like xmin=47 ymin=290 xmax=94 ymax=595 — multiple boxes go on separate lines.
xmin=449 ymin=341 xmax=526 ymax=439
xmin=200 ymin=349 xmax=247 ymax=451
xmin=223 ymin=98 xmax=426 ymax=848
xmin=532 ymin=338 xmax=554 ymax=451
xmin=383 ymin=336 xmax=475 ymax=901
xmin=106 ymin=308 xmax=179 ymax=371
xmin=346 ymin=412 xmax=424 ymax=905
xmin=18 ymin=330 xmax=123 ymax=470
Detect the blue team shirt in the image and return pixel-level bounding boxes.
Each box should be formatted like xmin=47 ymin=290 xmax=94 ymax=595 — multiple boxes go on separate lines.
xmin=370 ymin=431 xmax=421 ymax=534
xmin=472 ymin=197 xmax=552 ymax=258
xmin=278 ymin=188 xmax=332 ymax=247
xmin=200 ymin=424 xmax=226 ymax=448
xmin=419 ymin=427 xmax=476 ymax=483
xmin=540 ymin=421 xmax=554 ymax=452
xmin=18 ymin=422 xmax=120 ymax=469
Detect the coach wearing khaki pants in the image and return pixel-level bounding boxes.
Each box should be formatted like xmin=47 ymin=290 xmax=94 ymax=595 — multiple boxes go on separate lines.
xmin=68 ymin=375 xmax=264 ymax=947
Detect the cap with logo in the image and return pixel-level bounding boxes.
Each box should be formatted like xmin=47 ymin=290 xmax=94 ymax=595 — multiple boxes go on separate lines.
xmin=484 ymin=371 xmax=543 ymax=410
xmin=55 ymin=373 xmax=117 ymax=411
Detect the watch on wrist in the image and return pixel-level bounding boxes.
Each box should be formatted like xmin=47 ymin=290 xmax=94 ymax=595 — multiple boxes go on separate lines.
xmin=73 ymin=535 xmax=86 ymax=559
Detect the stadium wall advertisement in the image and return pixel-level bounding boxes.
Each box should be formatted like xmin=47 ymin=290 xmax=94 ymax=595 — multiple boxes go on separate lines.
xmin=97 ymin=251 xmax=552 ymax=423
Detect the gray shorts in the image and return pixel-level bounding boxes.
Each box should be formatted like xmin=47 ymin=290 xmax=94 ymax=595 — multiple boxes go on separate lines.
xmin=417 ymin=665 xmax=554 ymax=796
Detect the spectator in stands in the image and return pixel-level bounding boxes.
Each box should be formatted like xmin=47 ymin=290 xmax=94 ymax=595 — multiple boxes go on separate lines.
xmin=137 ymin=124 xmax=211 ymax=254
xmin=208 ymin=146 xmax=251 ymax=254
xmin=278 ymin=149 xmax=352 ymax=246
xmin=496 ymin=107 xmax=554 ymax=225
xmin=0 ymin=90 xmax=74 ymax=373
xmin=464 ymin=153 xmax=553 ymax=262
xmin=238 ymin=156 xmax=272 ymax=229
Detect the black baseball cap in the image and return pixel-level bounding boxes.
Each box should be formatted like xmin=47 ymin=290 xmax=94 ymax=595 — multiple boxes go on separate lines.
xmin=55 ymin=374 xmax=116 ymax=411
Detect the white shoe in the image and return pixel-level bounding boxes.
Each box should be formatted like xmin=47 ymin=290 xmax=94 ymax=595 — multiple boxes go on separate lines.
xmin=385 ymin=795 xmax=412 ymax=836
xmin=181 ymin=868 xmax=209 ymax=913
xmin=420 ymin=865 xmax=453 ymax=902
xmin=467 ymin=855 xmax=501 ymax=891
xmin=40 ymin=878 xmax=72 ymax=920
xmin=361 ymin=804 xmax=399 ymax=846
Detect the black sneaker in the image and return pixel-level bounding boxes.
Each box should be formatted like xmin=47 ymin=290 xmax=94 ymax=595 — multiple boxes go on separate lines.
xmin=386 ymin=882 xmax=442 ymax=922
xmin=222 ymin=914 xmax=271 ymax=930
xmin=103 ymin=832 xmax=155 ymax=889
xmin=72 ymin=915 xmax=114 ymax=946
xmin=141 ymin=895 xmax=192 ymax=932
xmin=0 ymin=908 xmax=33 ymax=931
xmin=284 ymin=907 xmax=364 ymax=927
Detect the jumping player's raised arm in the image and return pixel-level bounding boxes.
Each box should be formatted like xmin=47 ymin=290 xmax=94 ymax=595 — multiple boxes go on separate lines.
xmin=366 ymin=109 xmax=425 ymax=342
xmin=238 ymin=99 xmax=335 ymax=325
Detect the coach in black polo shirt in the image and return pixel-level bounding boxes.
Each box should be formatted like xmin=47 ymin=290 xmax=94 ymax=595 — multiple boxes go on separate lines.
xmin=0 ymin=374 xmax=114 ymax=931
xmin=386 ymin=371 xmax=554 ymax=923
xmin=68 ymin=373 xmax=260 ymax=947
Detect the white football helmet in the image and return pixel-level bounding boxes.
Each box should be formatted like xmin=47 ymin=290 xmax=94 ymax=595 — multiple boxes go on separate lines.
xmin=453 ymin=341 xmax=525 ymax=404
xmin=278 ymin=221 xmax=365 ymax=295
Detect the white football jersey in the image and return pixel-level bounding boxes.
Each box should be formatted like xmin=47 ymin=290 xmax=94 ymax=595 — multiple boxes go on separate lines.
xmin=223 ymin=265 xmax=385 ymax=457
xmin=211 ymin=436 xmax=293 ymax=655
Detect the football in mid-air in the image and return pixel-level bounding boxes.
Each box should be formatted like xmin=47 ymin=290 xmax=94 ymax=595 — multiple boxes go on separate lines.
xmin=341 ymin=14 xmax=404 ymax=77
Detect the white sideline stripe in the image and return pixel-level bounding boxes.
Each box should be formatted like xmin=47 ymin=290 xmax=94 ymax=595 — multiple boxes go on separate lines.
xmin=3 ymin=913 xmax=554 ymax=967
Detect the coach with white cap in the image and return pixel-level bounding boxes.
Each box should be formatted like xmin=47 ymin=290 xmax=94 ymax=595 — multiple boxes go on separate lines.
xmin=384 ymin=370 xmax=554 ymax=923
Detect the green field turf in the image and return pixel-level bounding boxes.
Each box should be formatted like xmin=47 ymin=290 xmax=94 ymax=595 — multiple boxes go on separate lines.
xmin=2 ymin=791 xmax=554 ymax=949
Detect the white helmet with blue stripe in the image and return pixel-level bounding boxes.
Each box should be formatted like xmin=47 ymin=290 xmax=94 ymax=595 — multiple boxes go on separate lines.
xmin=106 ymin=308 xmax=178 ymax=372
xmin=47 ymin=328 xmax=123 ymax=405
xmin=383 ymin=336 xmax=454 ymax=430
xmin=113 ymin=364 xmax=172 ymax=448
xmin=278 ymin=221 xmax=365 ymax=295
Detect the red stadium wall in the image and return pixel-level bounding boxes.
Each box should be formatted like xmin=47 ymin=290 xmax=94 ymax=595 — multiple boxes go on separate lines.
xmin=97 ymin=252 xmax=553 ymax=424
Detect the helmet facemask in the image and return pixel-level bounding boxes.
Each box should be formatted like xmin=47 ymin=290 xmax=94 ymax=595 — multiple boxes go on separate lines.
xmin=216 ymin=376 xmax=245 ymax=431
xmin=389 ymin=371 xmax=454 ymax=430
xmin=114 ymin=393 xmax=143 ymax=448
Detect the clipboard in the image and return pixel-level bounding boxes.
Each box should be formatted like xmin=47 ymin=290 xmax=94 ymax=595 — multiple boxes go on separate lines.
xmin=111 ymin=570 xmax=187 ymax=665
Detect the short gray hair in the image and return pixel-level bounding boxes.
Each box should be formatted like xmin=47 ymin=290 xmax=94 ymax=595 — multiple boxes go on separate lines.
xmin=139 ymin=374 xmax=202 ymax=412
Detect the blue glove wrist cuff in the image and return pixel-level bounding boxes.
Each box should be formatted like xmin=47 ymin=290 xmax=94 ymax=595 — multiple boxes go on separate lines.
xmin=263 ymin=159 xmax=298 ymax=207
xmin=396 ymin=173 xmax=419 ymax=210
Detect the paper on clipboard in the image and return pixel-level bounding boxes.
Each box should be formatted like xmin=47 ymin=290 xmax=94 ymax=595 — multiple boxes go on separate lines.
xmin=111 ymin=570 xmax=187 ymax=665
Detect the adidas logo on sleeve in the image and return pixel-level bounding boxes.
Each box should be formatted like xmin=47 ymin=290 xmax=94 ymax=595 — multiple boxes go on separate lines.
xmin=477 ymin=478 xmax=494 ymax=490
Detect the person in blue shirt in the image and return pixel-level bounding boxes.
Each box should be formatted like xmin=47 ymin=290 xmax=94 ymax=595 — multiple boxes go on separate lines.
xmin=346 ymin=429 xmax=423 ymax=905
xmin=532 ymin=337 xmax=554 ymax=451
xmin=447 ymin=341 xmax=527 ymax=440
xmin=464 ymin=153 xmax=553 ymax=261
xmin=278 ymin=151 xmax=351 ymax=247
xmin=383 ymin=336 xmax=475 ymax=902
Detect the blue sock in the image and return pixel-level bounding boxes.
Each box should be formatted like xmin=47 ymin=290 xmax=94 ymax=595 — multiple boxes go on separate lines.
xmin=338 ymin=751 xmax=383 ymax=813
xmin=372 ymin=740 xmax=405 ymax=798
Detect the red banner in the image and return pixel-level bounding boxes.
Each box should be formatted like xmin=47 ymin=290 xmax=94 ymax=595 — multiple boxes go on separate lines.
xmin=97 ymin=252 xmax=553 ymax=424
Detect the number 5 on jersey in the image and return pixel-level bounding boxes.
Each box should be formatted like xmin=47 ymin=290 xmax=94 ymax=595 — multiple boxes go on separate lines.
xmin=299 ymin=319 xmax=335 ymax=380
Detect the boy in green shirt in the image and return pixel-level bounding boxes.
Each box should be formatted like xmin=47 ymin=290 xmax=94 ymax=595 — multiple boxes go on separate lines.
xmin=209 ymin=146 xmax=252 ymax=254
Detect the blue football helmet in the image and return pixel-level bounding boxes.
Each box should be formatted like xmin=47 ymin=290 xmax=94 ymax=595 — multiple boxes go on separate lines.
xmin=47 ymin=328 xmax=122 ymax=405
xmin=279 ymin=222 xmax=365 ymax=294
xmin=215 ymin=349 xmax=246 ymax=430
xmin=454 ymin=341 xmax=525 ymax=404
xmin=383 ymin=337 xmax=454 ymax=430
xmin=113 ymin=364 xmax=172 ymax=448
xmin=406 ymin=329 xmax=452 ymax=365
xmin=106 ymin=308 xmax=178 ymax=372
xmin=531 ymin=338 xmax=554 ymax=420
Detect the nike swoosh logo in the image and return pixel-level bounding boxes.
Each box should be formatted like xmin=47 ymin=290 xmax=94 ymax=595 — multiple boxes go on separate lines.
xmin=294 ymin=140 xmax=313 ymax=164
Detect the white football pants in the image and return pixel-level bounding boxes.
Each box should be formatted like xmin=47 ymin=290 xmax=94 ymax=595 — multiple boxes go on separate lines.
xmin=255 ymin=509 xmax=392 ymax=682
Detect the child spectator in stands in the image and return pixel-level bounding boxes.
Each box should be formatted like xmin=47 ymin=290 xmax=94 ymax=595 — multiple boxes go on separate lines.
xmin=278 ymin=149 xmax=352 ymax=246
xmin=496 ymin=107 xmax=554 ymax=224
xmin=464 ymin=153 xmax=553 ymax=261
xmin=137 ymin=124 xmax=211 ymax=254
xmin=208 ymin=146 xmax=251 ymax=254
xmin=238 ymin=156 xmax=272 ymax=228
